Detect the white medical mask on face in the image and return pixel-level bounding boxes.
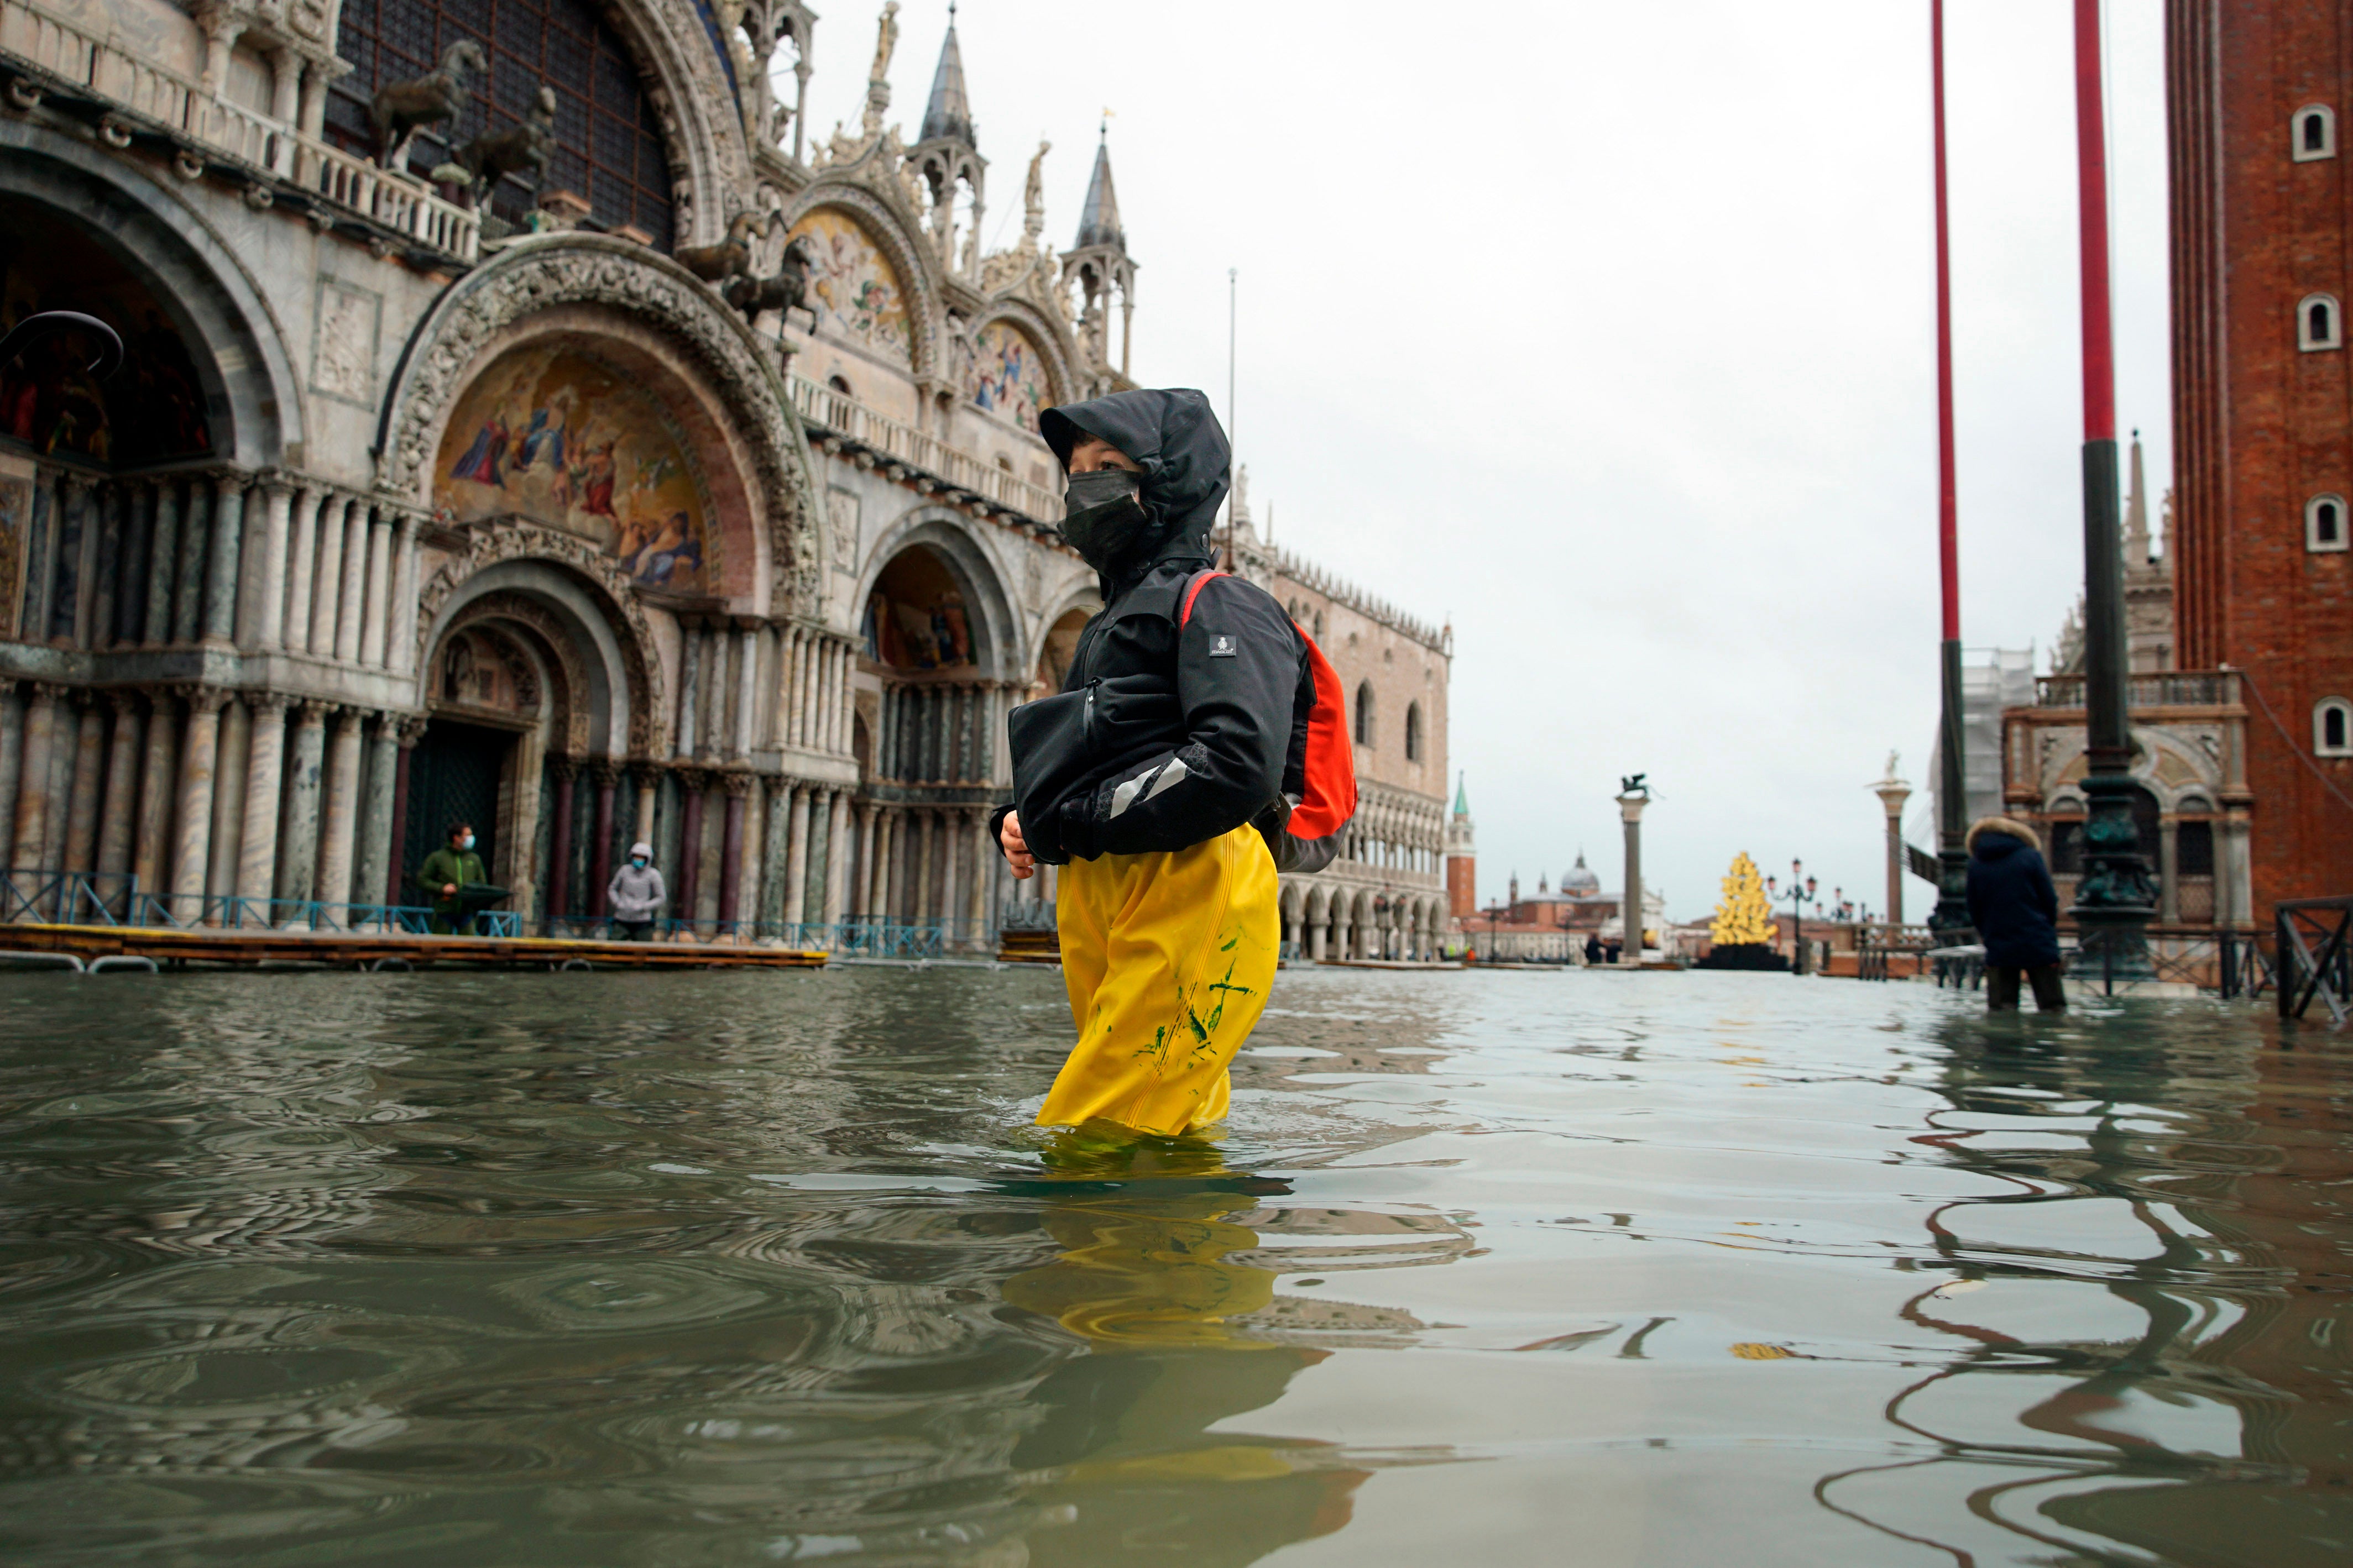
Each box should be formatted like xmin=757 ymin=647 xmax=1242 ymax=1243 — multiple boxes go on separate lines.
xmin=460 ymin=834 xmax=475 ymax=851
xmin=631 ymin=856 xmax=647 ymax=867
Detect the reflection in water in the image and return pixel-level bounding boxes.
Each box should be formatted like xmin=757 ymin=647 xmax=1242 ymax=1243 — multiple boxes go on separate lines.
xmin=0 ymin=969 xmax=2344 ymax=1566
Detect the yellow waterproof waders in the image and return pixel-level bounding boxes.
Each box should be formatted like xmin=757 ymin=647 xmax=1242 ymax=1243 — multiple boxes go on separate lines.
xmin=1042 ymin=822 xmax=1280 ymax=1135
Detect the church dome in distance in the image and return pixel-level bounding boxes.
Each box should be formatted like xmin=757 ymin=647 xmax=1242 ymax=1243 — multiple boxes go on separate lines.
xmin=1562 ymin=851 xmax=1601 ymax=895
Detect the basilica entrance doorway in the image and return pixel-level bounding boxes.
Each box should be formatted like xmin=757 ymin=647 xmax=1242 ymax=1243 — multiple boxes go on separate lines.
xmin=400 ymin=720 xmax=514 ymax=899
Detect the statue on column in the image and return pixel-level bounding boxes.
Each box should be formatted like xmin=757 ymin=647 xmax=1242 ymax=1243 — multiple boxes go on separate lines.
xmin=861 ymin=1 xmax=900 ymax=137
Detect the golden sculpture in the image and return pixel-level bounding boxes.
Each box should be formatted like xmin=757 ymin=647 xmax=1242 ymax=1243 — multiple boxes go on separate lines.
xmin=1711 ymin=852 xmax=1779 ymax=947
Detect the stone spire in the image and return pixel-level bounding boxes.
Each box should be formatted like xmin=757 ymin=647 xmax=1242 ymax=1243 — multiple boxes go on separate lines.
xmin=1075 ymin=121 xmax=1125 ymax=250
xmin=2124 ymin=427 xmax=2150 ymax=565
xmin=1453 ymin=772 xmax=1470 ymax=817
xmin=920 ymin=2 xmax=974 ymax=146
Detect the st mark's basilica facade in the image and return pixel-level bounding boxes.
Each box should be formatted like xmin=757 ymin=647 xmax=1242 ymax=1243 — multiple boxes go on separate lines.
xmin=0 ymin=0 xmax=1453 ymax=956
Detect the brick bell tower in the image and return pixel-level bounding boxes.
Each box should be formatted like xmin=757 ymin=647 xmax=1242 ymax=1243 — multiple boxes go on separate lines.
xmin=1446 ymin=772 xmax=1477 ymax=924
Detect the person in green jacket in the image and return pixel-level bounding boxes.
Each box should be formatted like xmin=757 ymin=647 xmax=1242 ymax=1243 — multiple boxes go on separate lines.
xmin=415 ymin=821 xmax=487 ymax=934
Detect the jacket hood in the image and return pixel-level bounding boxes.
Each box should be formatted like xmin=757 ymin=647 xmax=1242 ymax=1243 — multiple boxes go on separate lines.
xmin=628 ymin=842 xmax=652 ymax=859
xmin=1039 ymin=389 xmax=1231 ymax=569
xmin=1967 ymin=815 xmax=2041 ymax=856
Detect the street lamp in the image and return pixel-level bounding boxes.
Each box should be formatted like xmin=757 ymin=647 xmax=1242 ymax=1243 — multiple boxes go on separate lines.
xmin=1766 ymin=859 xmax=1818 ymax=976
xmin=1481 ymin=898 xmax=1507 ymax=965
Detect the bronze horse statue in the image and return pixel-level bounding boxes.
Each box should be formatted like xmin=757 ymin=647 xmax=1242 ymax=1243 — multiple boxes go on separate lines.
xmin=675 ymin=209 xmax=780 ymax=287
xmin=372 ymin=39 xmax=488 ymax=169
xmin=724 ymin=234 xmax=818 ymax=332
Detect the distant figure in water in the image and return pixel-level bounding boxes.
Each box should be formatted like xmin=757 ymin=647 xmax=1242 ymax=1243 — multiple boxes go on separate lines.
xmin=1966 ymin=815 xmax=2066 ymax=1012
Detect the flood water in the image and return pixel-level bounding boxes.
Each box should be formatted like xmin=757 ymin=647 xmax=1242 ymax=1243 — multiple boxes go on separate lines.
xmin=0 ymin=964 xmax=2345 ymax=1566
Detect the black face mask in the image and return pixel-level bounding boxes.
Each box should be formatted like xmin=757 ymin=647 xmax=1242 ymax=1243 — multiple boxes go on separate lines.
xmin=1059 ymin=468 xmax=1155 ymax=571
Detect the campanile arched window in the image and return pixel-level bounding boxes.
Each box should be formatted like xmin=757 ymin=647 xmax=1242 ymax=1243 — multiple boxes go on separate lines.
xmin=1353 ymin=680 xmax=1376 ymax=747
xmin=2299 ymin=293 xmax=2341 ymax=352
xmin=2317 ymin=697 xmax=2353 ymax=757
xmin=2309 ymin=494 xmax=2348 ymax=552
xmin=2294 ymin=104 xmax=2338 ymax=161
xmin=330 ymin=0 xmax=677 ymax=246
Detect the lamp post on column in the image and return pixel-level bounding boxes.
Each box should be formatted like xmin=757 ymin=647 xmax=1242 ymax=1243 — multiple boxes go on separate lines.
xmin=1872 ymin=757 xmax=1912 ymax=927
xmin=2065 ymin=0 xmax=2156 ymax=976
xmin=1767 ymin=861 xmax=1817 ymax=976
xmin=1616 ymin=775 xmax=1650 ymax=968
xmin=1927 ymin=0 xmax=1972 ymax=936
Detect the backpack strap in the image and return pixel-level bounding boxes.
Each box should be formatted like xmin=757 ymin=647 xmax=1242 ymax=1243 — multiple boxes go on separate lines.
xmin=1178 ymin=568 xmax=1228 ymax=627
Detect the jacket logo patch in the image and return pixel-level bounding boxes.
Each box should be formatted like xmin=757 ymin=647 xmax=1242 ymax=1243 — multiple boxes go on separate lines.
xmin=1209 ymin=634 xmax=1237 ymax=657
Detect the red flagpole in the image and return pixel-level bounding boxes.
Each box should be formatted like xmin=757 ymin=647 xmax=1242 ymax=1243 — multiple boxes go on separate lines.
xmin=1929 ymin=0 xmax=1970 ymax=930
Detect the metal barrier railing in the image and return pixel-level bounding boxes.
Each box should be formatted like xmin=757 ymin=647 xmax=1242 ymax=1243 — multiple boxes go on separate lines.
xmin=543 ymin=915 xmax=979 ymax=956
xmin=3 ymin=871 xmax=517 ymax=936
xmin=2276 ymin=898 xmax=2351 ymax=1026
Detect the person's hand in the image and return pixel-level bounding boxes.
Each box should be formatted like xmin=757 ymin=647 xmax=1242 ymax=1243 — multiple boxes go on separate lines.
xmin=999 ymin=811 xmax=1035 ymax=880
xmin=442 ymin=883 xmax=457 ymax=897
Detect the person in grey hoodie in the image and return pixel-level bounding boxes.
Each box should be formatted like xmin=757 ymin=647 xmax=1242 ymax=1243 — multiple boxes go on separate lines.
xmin=607 ymin=842 xmax=665 ymax=940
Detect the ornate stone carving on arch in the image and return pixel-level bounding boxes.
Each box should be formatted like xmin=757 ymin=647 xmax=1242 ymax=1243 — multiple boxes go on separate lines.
xmin=375 ymin=234 xmax=823 ymax=615
xmin=447 ymin=591 xmax=598 ymax=756
xmin=415 ymin=522 xmax=667 ymax=757
xmin=784 ymin=182 xmax=945 ymax=382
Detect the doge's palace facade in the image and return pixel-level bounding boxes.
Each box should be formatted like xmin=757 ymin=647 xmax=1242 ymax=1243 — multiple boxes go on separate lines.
xmin=0 ymin=0 xmax=1449 ymax=950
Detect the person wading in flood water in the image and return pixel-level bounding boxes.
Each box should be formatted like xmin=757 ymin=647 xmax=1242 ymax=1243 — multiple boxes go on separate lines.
xmin=994 ymin=389 xmax=1356 ymax=1137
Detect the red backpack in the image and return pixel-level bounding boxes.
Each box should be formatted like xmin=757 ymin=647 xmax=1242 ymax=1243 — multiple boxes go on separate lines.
xmin=1180 ymin=570 xmax=1358 ymax=840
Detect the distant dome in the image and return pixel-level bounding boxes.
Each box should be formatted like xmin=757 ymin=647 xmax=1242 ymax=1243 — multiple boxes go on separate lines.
xmin=1562 ymin=852 xmax=1601 ymax=895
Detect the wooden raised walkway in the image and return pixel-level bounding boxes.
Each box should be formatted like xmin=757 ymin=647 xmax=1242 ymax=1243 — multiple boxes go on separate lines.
xmin=0 ymin=923 xmax=829 ymax=971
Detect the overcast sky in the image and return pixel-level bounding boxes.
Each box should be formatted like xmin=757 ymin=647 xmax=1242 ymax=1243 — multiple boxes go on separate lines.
xmin=789 ymin=1 xmax=2172 ymax=924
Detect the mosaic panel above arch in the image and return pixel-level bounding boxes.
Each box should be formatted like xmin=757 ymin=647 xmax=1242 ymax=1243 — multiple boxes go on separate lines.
xmin=435 ymin=342 xmax=714 ymax=595
xmin=788 ymin=207 xmax=913 ymax=364
xmin=966 ymin=319 xmax=1049 ymax=433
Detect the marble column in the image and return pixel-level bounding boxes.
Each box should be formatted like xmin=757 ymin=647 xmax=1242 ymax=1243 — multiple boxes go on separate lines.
xmin=308 ymin=495 xmax=346 ymax=656
xmin=171 ymin=479 xmax=207 ymax=644
xmin=9 ymin=684 xmax=62 ymax=877
xmin=131 ymin=690 xmax=177 ymax=899
xmin=333 ymin=500 xmax=368 ymax=663
xmin=205 ymin=698 xmax=250 ymax=916
xmin=964 ymin=806 xmax=990 ymax=947
xmin=734 ymin=623 xmax=759 ymax=758
xmin=277 ymin=702 xmax=327 ymax=904
xmin=783 ymin=784 xmax=810 ymax=926
xmin=283 ymin=487 xmax=322 ymax=655
xmin=116 ymin=485 xmax=151 ymax=647
xmin=96 ymin=692 xmax=143 ymax=884
xmin=737 ymin=775 xmax=764 ymax=935
xmin=252 ymin=481 xmax=292 ymax=651
xmin=718 ymin=771 xmax=748 ymax=929
xmin=169 ymin=689 xmax=228 ymax=921
xmin=143 ymin=481 xmax=179 ymax=646
xmin=356 ymin=717 xmax=399 ymax=911
xmin=202 ymin=477 xmax=243 ymax=645
xmin=675 ymin=768 xmax=705 ymax=932
xmin=676 ymin=620 xmax=702 ymax=759
xmin=854 ymin=801 xmax=879 ymax=918
xmin=387 ymin=718 xmax=427 ymax=909
xmin=634 ymin=770 xmax=657 ymax=847
xmin=232 ymin=694 xmax=290 ymax=917
xmin=758 ymin=776 xmax=790 ymax=927
xmin=820 ymin=789 xmax=849 ymax=927
xmin=589 ymin=761 xmax=620 ymax=918
xmin=770 ymin=628 xmax=798 ymax=751
xmin=796 ymin=630 xmax=818 ymax=749
xmin=55 ymin=474 xmax=90 ymax=648
xmin=2158 ymin=815 xmax=2181 ymax=926
xmin=315 ymin=709 xmax=363 ymax=910
xmin=90 ymin=483 xmax=123 ymax=650
xmin=0 ymin=688 xmax=22 ymax=884
xmin=911 ymin=809 xmax=937 ymax=920
xmin=60 ymin=697 xmax=105 ymax=878
xmin=545 ymin=757 xmax=578 ymax=929
xmin=359 ymin=508 xmax=393 ymax=668
xmin=390 ymin=514 xmax=422 ymax=675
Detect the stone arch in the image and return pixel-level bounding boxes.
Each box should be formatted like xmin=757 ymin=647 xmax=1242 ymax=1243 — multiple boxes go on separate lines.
xmin=0 ymin=118 xmax=303 ymax=471
xmin=783 ymin=185 xmax=944 ymax=381
xmin=416 ymin=529 xmax=664 ymax=757
xmin=857 ymin=508 xmax=1022 ymax=682
xmin=375 ymin=234 xmax=820 ymax=614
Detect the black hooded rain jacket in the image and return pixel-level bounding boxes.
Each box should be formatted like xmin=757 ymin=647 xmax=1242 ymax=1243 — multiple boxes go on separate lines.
xmin=995 ymin=389 xmax=1337 ymax=872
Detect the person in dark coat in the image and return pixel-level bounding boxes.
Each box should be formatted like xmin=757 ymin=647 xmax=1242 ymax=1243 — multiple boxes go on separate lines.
xmin=1965 ymin=816 xmax=2066 ymax=1011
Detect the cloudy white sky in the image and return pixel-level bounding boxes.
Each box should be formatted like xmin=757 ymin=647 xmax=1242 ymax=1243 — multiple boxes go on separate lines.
xmin=789 ymin=1 xmax=2171 ymax=923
